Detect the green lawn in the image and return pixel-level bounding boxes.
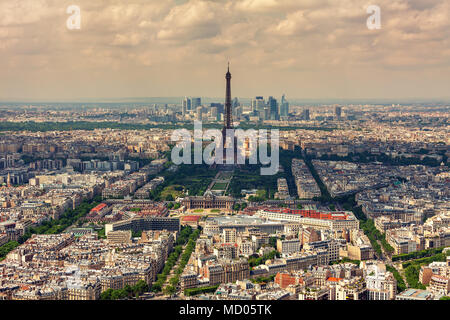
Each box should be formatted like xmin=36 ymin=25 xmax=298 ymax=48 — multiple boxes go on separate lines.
xmin=150 ymin=164 xmax=218 ymax=200
xmin=211 ymin=182 xmax=228 ymax=190
xmin=160 ymin=185 xmax=185 ymax=201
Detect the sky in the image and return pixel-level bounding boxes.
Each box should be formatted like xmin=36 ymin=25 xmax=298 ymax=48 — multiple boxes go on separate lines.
xmin=0 ymin=0 xmax=449 ymax=102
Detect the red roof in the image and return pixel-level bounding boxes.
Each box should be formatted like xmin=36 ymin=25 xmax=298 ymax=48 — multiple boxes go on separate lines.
xmin=182 ymin=215 xmax=201 ymax=222
xmin=91 ymin=203 xmax=107 ymax=212
xmin=266 ymin=208 xmax=349 ymax=220
xmin=327 ymin=277 xmax=342 ymax=282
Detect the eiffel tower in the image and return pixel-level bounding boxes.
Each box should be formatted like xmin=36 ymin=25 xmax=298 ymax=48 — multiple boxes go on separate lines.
xmin=220 ymin=63 xmax=237 ymax=170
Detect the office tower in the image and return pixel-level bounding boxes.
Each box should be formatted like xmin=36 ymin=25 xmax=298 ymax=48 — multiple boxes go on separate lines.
xmin=211 ymin=107 xmax=218 ymax=120
xmin=234 ymin=106 xmax=242 ymax=120
xmin=303 ymin=108 xmax=310 ymax=120
xmin=263 ymin=107 xmax=270 ymax=120
xmin=335 ymin=106 xmax=342 ymax=120
xmin=196 ymin=106 xmax=203 ymax=121
xmin=232 ymin=97 xmax=240 ymax=109
xmin=268 ymin=96 xmax=279 ymax=120
xmin=210 ymin=103 xmax=224 ymax=114
xmin=251 ymin=99 xmax=257 ymax=114
xmin=280 ymin=94 xmax=289 ymax=117
xmin=182 ymin=97 xmax=192 ymax=111
xmin=251 ymin=96 xmax=265 ymax=114
xmin=192 ymin=97 xmax=202 ymax=109
xmin=182 ymin=103 xmax=186 ymax=116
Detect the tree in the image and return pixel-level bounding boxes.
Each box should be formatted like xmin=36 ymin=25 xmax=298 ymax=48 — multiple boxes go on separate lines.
xmin=269 ymin=237 xmax=277 ymax=249
xmin=100 ymin=289 xmax=113 ymax=300
xmin=184 ymin=285 xmax=219 ymax=297
xmin=169 ymin=276 xmax=179 ymax=286
xmin=152 ymin=283 xmax=162 ymax=292
xmin=164 ymin=285 xmax=176 ymax=296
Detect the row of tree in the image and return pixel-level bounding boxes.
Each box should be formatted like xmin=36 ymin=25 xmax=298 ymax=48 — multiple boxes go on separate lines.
xmin=165 ymin=229 xmax=201 ymax=295
xmin=401 ymin=250 xmax=450 ymax=269
xmin=0 ymin=195 xmax=102 ymax=260
xmin=184 ymin=285 xmax=219 ymax=297
xmin=19 ymin=196 xmax=102 ymax=242
xmin=385 ymin=265 xmax=407 ymax=293
xmin=403 ymin=264 xmax=426 ymax=290
xmin=0 ymin=241 xmax=20 ymax=261
xmin=152 ymin=246 xmax=183 ymax=292
xmin=151 ymin=226 xmax=195 ymax=292
xmin=392 ymin=247 xmax=445 ymax=262
xmin=359 ymin=218 xmax=395 ymax=257
xmin=100 ymin=280 xmax=149 ymax=300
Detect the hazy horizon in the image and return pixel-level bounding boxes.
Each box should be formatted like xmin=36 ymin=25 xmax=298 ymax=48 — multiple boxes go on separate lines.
xmin=1 ymin=97 xmax=450 ymax=106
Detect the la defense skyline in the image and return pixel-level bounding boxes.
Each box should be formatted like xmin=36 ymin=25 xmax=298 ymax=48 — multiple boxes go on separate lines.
xmin=182 ymin=64 xmax=289 ymax=125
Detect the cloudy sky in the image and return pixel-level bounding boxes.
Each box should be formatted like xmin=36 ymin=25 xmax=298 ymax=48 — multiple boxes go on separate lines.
xmin=0 ymin=0 xmax=449 ymax=101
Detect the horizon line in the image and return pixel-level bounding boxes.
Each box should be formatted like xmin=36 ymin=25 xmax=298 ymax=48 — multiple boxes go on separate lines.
xmin=1 ymin=96 xmax=450 ymax=105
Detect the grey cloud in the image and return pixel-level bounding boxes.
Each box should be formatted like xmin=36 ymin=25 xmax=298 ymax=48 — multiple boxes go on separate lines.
xmin=0 ymin=0 xmax=449 ymax=100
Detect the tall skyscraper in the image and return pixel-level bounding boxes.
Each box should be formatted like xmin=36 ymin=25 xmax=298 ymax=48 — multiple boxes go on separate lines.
xmin=303 ymin=108 xmax=310 ymax=120
xmin=234 ymin=106 xmax=242 ymax=120
xmin=251 ymin=96 xmax=265 ymax=114
xmin=210 ymin=107 xmax=218 ymax=120
xmin=196 ymin=106 xmax=203 ymax=121
xmin=335 ymin=106 xmax=342 ymax=120
xmin=182 ymin=97 xmax=191 ymax=111
xmin=263 ymin=107 xmax=270 ymax=121
xmin=280 ymin=94 xmax=289 ymax=117
xmin=210 ymin=103 xmax=224 ymax=115
xmin=192 ymin=97 xmax=202 ymax=110
xmin=268 ymin=96 xmax=279 ymax=120
xmin=232 ymin=97 xmax=239 ymax=109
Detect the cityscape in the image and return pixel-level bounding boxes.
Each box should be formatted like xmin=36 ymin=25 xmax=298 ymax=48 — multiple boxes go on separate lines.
xmin=0 ymin=0 xmax=449 ymax=309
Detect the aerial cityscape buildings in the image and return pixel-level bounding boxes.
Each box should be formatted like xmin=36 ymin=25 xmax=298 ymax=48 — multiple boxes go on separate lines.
xmin=0 ymin=64 xmax=448 ymax=303
xmin=0 ymin=2 xmax=448 ymax=312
